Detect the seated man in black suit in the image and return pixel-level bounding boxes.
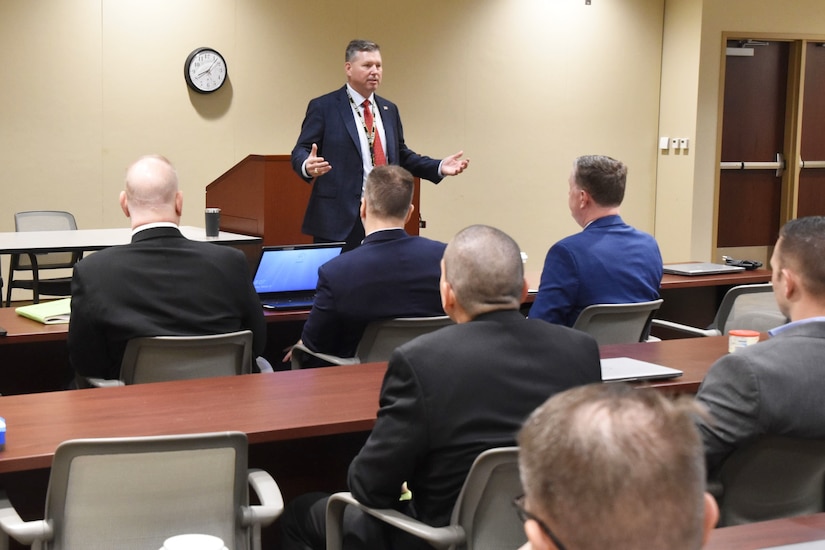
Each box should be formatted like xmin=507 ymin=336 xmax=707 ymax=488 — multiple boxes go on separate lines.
xmin=285 ymin=164 xmax=446 ymax=365
xmin=516 ymin=383 xmax=719 ymax=550
xmin=280 ymin=224 xmax=602 ymax=550
xmin=68 ymin=154 xmax=266 ymax=384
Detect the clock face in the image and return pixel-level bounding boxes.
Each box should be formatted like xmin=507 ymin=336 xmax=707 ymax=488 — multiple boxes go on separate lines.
xmin=184 ymin=48 xmax=227 ymax=93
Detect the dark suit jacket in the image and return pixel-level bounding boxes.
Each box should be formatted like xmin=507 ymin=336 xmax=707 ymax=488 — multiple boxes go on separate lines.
xmin=291 ymin=86 xmax=443 ymax=241
xmin=530 ymin=215 xmax=663 ymax=326
xmin=347 ymin=309 xmax=602 ymax=539
xmin=696 ymin=320 xmax=825 ymax=473
xmin=301 ymin=229 xmax=446 ymax=358
xmin=68 ymin=226 xmax=266 ymax=380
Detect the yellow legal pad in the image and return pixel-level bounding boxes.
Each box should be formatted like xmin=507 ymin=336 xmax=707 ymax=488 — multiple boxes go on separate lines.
xmin=15 ymin=298 xmax=72 ymax=325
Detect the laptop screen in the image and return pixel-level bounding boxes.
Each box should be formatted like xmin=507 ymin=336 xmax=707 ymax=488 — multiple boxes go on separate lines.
xmin=253 ymin=243 xmax=344 ymax=295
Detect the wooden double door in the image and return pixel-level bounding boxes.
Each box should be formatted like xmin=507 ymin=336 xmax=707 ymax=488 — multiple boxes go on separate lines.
xmin=718 ymin=39 xmax=825 ymax=255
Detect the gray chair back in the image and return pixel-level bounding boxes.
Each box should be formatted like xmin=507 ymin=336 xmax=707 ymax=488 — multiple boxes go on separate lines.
xmin=451 ymin=446 xmax=525 ymax=550
xmin=572 ymin=299 xmax=663 ymax=345
xmin=717 ymin=435 xmax=825 ymax=526
xmin=325 ymin=447 xmax=524 ymax=550
xmin=6 ymin=210 xmax=81 ymax=306
xmin=120 ymin=330 xmax=254 ymax=384
xmin=715 ymin=283 xmax=786 ymax=334
xmin=0 ymin=432 xmax=283 ymax=550
xmin=355 ymin=316 xmax=454 ymax=363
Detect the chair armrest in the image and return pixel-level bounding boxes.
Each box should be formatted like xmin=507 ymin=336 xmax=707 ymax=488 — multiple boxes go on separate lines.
xmin=325 ymin=492 xmax=465 ymax=550
xmin=242 ymin=469 xmax=284 ymax=526
xmin=650 ymin=319 xmax=720 ymax=337
xmin=86 ymin=377 xmax=126 ymax=388
xmin=0 ymin=491 xmax=53 ymax=546
xmin=290 ymin=343 xmax=360 ymax=369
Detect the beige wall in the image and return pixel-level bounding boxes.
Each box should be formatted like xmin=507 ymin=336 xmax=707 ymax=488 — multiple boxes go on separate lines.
xmin=657 ymin=0 xmax=825 ymax=263
xmin=0 ymin=0 xmax=664 ymax=297
xmin=4 ymin=0 xmax=823 ymax=300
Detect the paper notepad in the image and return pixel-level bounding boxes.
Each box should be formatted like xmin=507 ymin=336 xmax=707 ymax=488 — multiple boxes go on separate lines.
xmin=16 ymin=298 xmax=72 ymax=324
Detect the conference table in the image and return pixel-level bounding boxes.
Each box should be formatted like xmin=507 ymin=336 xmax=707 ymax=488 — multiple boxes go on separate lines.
xmin=0 ymin=225 xmax=261 ymax=253
xmin=0 ymin=335 xmax=727 ymax=474
xmin=0 ymin=335 xmax=733 ymax=549
xmin=705 ymin=513 xmax=825 ymax=549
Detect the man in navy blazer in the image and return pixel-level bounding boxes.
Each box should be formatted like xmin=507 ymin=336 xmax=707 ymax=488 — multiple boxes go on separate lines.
xmin=530 ymin=155 xmax=663 ymax=326
xmin=285 ymin=165 xmax=446 ymax=364
xmin=68 ymin=155 xmax=266 ymax=383
xmin=291 ymin=39 xmax=469 ymax=250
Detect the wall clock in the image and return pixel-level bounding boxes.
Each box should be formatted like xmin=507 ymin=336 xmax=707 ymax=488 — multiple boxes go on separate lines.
xmin=184 ymin=47 xmax=228 ymax=94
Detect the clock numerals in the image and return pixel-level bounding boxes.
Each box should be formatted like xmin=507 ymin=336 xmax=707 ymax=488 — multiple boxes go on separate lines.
xmin=184 ymin=48 xmax=228 ymax=94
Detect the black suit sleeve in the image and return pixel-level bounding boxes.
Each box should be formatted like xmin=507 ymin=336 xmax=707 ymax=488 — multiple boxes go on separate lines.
xmin=348 ymin=349 xmax=428 ymax=509
xmin=68 ymin=261 xmax=116 ymax=379
xmin=232 ymin=251 xmax=267 ymax=357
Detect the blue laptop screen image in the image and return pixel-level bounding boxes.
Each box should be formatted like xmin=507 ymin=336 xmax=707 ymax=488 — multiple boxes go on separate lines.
xmin=253 ymin=244 xmax=343 ymax=309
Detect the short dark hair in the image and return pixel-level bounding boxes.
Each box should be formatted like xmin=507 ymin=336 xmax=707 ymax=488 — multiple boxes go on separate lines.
xmin=518 ymin=383 xmax=709 ymax=549
xmin=364 ymin=165 xmax=414 ymax=220
xmin=777 ymin=216 xmax=825 ymax=297
xmin=346 ymin=39 xmax=380 ymax=62
xmin=573 ymin=155 xmax=627 ymax=207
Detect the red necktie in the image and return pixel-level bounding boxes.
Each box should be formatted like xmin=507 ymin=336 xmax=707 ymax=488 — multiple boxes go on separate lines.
xmin=362 ymin=99 xmax=387 ymax=166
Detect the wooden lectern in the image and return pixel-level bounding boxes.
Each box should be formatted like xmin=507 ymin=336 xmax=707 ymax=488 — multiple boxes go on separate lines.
xmin=206 ymin=155 xmax=421 ymax=246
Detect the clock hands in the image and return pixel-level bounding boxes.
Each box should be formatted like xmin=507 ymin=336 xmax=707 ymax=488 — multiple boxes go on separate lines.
xmin=195 ymin=58 xmax=219 ymax=78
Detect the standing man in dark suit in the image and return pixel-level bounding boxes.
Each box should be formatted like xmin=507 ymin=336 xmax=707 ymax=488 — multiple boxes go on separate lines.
xmin=697 ymin=216 xmax=825 ymax=474
xmin=286 ymin=165 xmax=446 ymax=365
xmin=291 ymin=39 xmax=469 ymax=251
xmin=529 ymin=155 xmax=662 ymax=326
xmin=280 ymin=224 xmax=602 ymax=550
xmin=68 ymin=155 xmax=266 ymax=384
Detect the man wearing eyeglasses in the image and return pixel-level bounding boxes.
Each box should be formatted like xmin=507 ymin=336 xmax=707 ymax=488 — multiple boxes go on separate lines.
xmin=516 ymin=383 xmax=719 ymax=550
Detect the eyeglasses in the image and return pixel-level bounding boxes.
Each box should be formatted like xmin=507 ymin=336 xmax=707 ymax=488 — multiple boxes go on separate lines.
xmin=512 ymin=495 xmax=567 ymax=550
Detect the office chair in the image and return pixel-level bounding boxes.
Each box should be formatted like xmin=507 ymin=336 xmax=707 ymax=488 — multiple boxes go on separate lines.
xmin=326 ymin=447 xmax=525 ymax=550
xmin=651 ymin=283 xmax=786 ymax=337
xmin=571 ymin=299 xmax=663 ymax=345
xmin=291 ymin=315 xmax=454 ymax=369
xmin=86 ymin=330 xmax=254 ymax=387
xmin=5 ymin=211 xmax=83 ymax=307
xmin=712 ymin=435 xmax=825 ymax=527
xmin=0 ymin=431 xmax=283 ymax=550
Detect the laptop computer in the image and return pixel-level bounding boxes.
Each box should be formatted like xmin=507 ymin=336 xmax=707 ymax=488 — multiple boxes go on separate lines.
xmin=600 ymin=357 xmax=683 ymax=382
xmin=662 ymin=262 xmax=745 ymax=276
xmin=253 ymin=243 xmax=344 ymax=310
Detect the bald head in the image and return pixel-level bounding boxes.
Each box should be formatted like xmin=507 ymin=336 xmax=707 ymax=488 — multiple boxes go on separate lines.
xmin=441 ymin=225 xmax=525 ymax=320
xmin=120 ymin=155 xmax=182 ymax=228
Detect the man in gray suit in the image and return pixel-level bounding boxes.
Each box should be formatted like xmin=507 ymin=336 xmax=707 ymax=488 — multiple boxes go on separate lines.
xmin=696 ymin=216 xmax=825 ymax=473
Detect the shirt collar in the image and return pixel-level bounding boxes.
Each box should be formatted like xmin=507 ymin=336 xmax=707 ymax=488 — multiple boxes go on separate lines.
xmin=768 ymin=316 xmax=825 ymax=337
xmin=131 ymin=221 xmax=178 ymax=237
xmin=346 ymin=84 xmax=373 ymax=107
xmin=365 ymin=226 xmax=404 ymax=237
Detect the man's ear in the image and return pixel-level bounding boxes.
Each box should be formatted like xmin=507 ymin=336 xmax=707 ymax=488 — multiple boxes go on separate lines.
xmin=360 ymin=197 xmax=367 ymax=220
xmin=524 ymin=519 xmax=554 ymax=550
xmin=119 ymin=191 xmax=130 ymax=218
xmin=175 ymin=191 xmax=183 ymax=217
xmin=403 ymin=203 xmax=415 ymax=225
xmin=781 ymin=268 xmax=797 ymax=300
xmin=701 ymin=492 xmax=720 ymax=546
xmin=441 ymin=278 xmax=456 ymax=315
